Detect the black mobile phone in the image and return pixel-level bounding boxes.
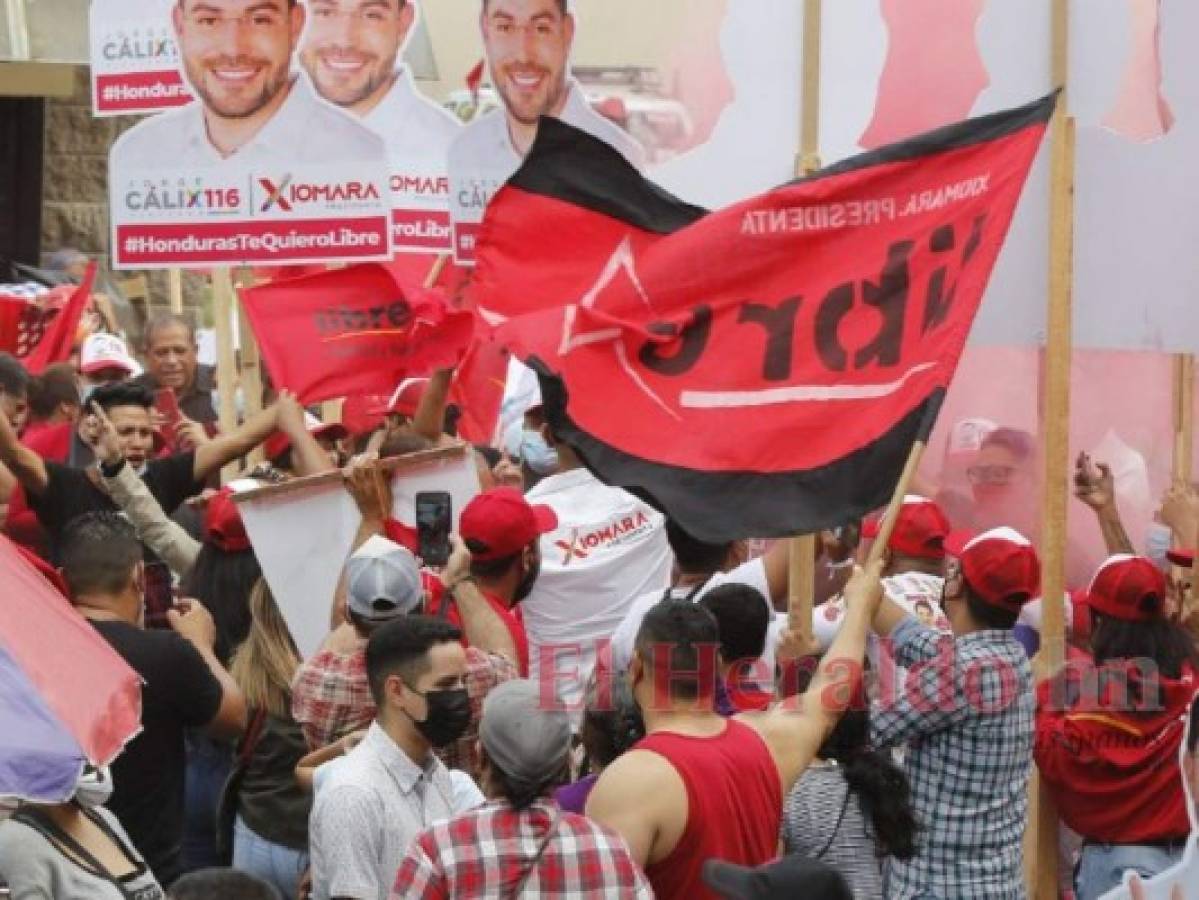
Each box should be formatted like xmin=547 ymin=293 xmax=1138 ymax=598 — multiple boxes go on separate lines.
xmin=415 ymin=491 xmax=453 ymax=567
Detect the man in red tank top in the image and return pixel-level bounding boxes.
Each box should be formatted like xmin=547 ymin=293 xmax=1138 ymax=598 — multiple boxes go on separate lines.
xmin=586 ymin=563 xmax=883 ymax=900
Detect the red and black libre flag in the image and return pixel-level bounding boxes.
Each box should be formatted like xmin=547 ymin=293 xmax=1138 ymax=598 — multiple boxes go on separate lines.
xmin=240 ymin=263 xmax=474 ymax=407
xmin=471 ymin=95 xmax=1056 ymax=543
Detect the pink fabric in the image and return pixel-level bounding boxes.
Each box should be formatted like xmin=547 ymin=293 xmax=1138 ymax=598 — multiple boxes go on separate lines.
xmin=860 ymin=0 xmax=990 ymax=149
xmin=0 ymin=535 xmax=142 ymax=767
xmin=1102 ymin=0 xmax=1174 ymax=141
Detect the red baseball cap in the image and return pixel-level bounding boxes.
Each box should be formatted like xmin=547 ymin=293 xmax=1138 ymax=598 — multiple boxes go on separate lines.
xmin=460 ymin=488 xmax=558 ymax=562
xmin=945 ymin=527 xmax=1040 ymax=612
xmin=1080 ymin=555 xmax=1167 ymax=623
xmin=341 ymin=393 xmax=390 ymax=437
xmin=862 ymin=495 xmax=950 ymax=560
xmin=264 ymin=420 xmax=348 ymax=462
xmin=204 ymin=489 xmax=251 ymax=553
xmin=1166 ymin=548 xmax=1194 ymax=569
xmin=369 ymin=378 xmax=429 ymax=418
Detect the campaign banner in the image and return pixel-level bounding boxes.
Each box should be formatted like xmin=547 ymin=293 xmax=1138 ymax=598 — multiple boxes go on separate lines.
xmin=104 ymin=0 xmax=462 ymax=265
xmin=471 ymin=96 xmax=1055 ymax=543
xmin=238 ymin=263 xmax=474 ymax=406
xmin=89 ymin=0 xmax=192 ymax=116
xmin=234 ymin=447 xmax=481 ymax=658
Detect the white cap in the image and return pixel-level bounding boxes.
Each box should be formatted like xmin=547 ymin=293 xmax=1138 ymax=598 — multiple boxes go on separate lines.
xmin=80 ymin=333 xmax=140 ymax=377
xmin=345 ymin=536 xmax=423 ymax=623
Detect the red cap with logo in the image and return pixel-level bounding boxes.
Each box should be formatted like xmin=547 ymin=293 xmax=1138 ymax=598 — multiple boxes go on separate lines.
xmin=460 ymin=488 xmax=558 ymax=562
xmin=862 ymin=495 xmax=950 ymax=560
xmin=945 ymin=527 xmax=1040 ymax=612
xmin=204 ymin=489 xmax=251 ymax=553
xmin=1080 ymin=555 xmax=1167 ymax=623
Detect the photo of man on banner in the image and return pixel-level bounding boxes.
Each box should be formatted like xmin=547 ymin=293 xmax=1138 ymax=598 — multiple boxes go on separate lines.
xmin=299 ymin=0 xmax=463 ymax=253
xmin=447 ymin=0 xmax=647 ymax=263
xmin=107 ymin=0 xmax=392 ymax=269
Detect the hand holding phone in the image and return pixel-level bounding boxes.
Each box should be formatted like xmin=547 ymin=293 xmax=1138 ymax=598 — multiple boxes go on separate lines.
xmin=416 ymin=491 xmax=452 ymax=568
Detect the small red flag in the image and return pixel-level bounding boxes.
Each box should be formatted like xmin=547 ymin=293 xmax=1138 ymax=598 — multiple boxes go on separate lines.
xmin=23 ymin=263 xmax=97 ymax=375
xmin=239 ymin=263 xmax=474 ymax=406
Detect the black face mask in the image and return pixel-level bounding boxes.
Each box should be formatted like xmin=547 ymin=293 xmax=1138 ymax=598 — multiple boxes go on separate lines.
xmin=405 ymin=686 xmax=471 ymax=748
xmin=513 ymin=557 xmax=541 ymax=603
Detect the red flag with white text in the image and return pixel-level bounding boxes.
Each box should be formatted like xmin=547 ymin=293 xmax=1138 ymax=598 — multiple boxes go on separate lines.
xmin=470 ymin=96 xmax=1055 ymax=542
xmin=240 ymin=263 xmax=474 ymax=406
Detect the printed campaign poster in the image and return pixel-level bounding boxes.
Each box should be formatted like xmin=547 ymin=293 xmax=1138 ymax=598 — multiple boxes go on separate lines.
xmin=296 ymin=0 xmax=462 ymax=254
xmin=105 ymin=0 xmax=459 ymax=267
xmin=90 ymin=0 xmax=193 ymax=116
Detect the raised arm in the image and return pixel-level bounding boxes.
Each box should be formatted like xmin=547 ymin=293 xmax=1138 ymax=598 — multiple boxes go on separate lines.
xmin=279 ymin=393 xmax=337 ymax=477
xmin=440 ymin=535 xmax=518 ymax=663
xmin=412 ymin=369 xmax=453 ymax=444
xmin=1074 ymin=452 xmax=1135 ymax=555
xmin=0 ymin=389 xmax=48 ymax=496
xmin=750 ymin=560 xmax=883 ymax=791
xmin=91 ymin=402 xmax=201 ymax=577
xmin=192 ymin=396 xmax=282 ymax=482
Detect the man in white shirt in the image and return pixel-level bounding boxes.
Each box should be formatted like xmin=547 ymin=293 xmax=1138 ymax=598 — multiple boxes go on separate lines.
xmin=299 ymin=0 xmax=460 ymax=157
xmin=448 ymin=0 xmax=646 ymax=256
xmin=522 ymin=429 xmax=671 ymax=718
xmin=310 ymin=612 xmax=479 ymax=900
xmin=111 ymin=0 xmax=385 ymax=169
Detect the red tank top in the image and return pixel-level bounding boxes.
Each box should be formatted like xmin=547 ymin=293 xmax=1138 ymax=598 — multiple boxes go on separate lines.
xmin=637 ymin=718 xmax=782 ymax=900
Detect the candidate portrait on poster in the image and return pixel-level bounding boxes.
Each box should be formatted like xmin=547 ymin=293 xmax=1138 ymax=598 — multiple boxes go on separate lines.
xmin=107 ymin=0 xmax=392 ymax=268
xmin=447 ymin=0 xmax=648 ymax=262
xmin=298 ymin=0 xmax=462 ymax=252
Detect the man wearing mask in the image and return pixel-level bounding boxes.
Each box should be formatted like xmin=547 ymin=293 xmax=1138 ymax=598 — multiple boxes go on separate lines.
xmin=308 ymin=614 xmax=486 ymax=900
xmin=424 ymin=487 xmax=558 ymax=676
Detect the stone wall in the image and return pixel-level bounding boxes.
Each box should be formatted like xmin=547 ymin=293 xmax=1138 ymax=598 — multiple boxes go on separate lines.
xmin=40 ymin=66 xmax=207 ymax=319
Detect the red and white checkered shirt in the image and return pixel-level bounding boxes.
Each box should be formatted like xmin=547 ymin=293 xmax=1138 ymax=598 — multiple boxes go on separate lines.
xmin=291 ymin=638 xmax=517 ymax=777
xmin=391 ymin=799 xmax=653 ymax=899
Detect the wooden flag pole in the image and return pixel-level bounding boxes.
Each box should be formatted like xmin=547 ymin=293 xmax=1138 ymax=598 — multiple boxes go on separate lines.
xmin=1027 ymin=1 xmax=1074 ymax=895
xmin=866 ymin=441 xmax=929 ymax=569
xmin=233 ymin=269 xmax=266 ymax=468
xmin=167 ymin=268 xmax=184 ymax=315
xmin=423 ymin=254 xmax=450 ymax=290
xmin=1172 ymin=353 xmax=1194 ymax=488
xmin=787 ymin=0 xmax=824 ymax=637
xmin=211 ymin=269 xmax=240 ymax=484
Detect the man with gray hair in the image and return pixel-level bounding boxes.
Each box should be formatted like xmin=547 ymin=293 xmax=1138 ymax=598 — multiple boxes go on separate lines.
xmin=392 ymin=679 xmax=652 ymax=898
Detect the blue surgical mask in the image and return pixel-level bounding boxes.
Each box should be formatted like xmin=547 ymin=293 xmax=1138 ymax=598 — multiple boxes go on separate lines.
xmin=520 ymin=429 xmax=559 ymax=476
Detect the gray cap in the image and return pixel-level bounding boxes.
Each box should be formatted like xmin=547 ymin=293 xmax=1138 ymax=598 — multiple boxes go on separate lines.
xmin=346 ymin=535 xmax=423 ymax=623
xmin=480 ymin=680 xmax=571 ymax=790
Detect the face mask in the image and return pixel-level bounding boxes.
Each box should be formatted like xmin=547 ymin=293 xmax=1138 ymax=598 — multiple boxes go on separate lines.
xmin=405 ymin=686 xmax=471 ymax=748
xmin=74 ymin=766 xmax=113 ymax=808
xmin=520 ymin=430 xmax=559 ymax=476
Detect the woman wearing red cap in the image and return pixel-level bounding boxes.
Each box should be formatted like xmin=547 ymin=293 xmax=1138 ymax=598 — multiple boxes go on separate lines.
xmin=1035 ymin=555 xmax=1199 ymax=899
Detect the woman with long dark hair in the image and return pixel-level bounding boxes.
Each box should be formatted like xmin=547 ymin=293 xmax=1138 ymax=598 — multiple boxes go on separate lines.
xmin=1037 ymin=555 xmax=1199 ymax=899
xmin=782 ymin=706 xmax=918 ymax=899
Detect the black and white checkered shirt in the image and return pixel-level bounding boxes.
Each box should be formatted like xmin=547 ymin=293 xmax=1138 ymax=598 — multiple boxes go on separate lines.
xmin=872 ymin=616 xmax=1034 ymax=899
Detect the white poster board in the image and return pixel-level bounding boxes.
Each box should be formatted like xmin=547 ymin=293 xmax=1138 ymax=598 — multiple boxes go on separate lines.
xmin=234 ymin=446 xmax=481 ymax=658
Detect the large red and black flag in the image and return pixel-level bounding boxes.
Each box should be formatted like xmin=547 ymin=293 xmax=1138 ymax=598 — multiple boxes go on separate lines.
xmin=471 ymin=94 xmax=1056 ymax=543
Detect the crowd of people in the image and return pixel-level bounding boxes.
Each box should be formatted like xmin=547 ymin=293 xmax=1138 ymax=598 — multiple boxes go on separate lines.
xmin=0 ymin=315 xmax=1197 ymax=900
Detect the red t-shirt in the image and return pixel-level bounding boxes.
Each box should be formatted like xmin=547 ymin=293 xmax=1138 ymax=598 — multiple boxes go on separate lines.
xmin=423 ymin=575 xmax=530 ymax=677
xmin=1035 ymin=658 xmax=1196 ymax=843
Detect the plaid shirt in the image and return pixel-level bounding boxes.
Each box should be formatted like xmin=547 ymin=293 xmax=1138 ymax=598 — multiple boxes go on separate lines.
xmin=291 ymin=638 xmax=517 ymax=777
xmin=871 ymin=617 xmax=1034 ymax=899
xmin=392 ymin=799 xmax=653 ymax=899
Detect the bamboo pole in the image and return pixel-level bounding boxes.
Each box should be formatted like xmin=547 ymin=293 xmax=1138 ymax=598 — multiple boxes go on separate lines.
xmin=211 ymin=269 xmax=240 ymax=483
xmin=1172 ymin=353 xmax=1194 ymax=488
xmin=1027 ymin=2 xmax=1074 ymax=895
xmin=167 ymin=268 xmax=183 ymax=315
xmin=786 ymin=0 xmax=825 ymax=637
xmin=866 ymin=441 xmax=929 ymax=569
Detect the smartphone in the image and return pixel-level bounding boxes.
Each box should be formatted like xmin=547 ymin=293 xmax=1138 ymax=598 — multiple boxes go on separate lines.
xmin=415 ymin=492 xmax=453 ymax=568
xmin=155 ymin=388 xmax=183 ymax=446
